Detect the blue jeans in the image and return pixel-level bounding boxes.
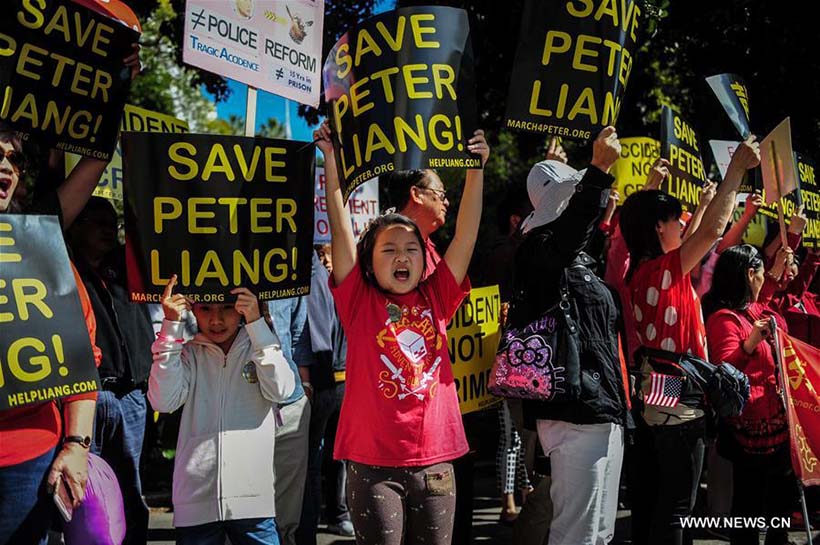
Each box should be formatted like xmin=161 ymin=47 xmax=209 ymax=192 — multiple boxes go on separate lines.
xmin=0 ymin=447 xmax=55 ymax=545
xmin=176 ymin=518 xmax=280 ymax=545
xmin=92 ymin=389 xmax=149 ymax=545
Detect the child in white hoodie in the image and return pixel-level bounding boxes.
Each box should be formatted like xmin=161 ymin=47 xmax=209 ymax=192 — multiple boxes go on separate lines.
xmin=148 ymin=275 xmax=295 ymax=545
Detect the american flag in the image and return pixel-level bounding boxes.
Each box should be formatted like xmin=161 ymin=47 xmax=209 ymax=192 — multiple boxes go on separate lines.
xmin=645 ymin=372 xmax=683 ymax=407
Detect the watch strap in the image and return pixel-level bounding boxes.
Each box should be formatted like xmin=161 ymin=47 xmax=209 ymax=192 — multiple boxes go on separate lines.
xmin=64 ymin=435 xmax=92 ymax=449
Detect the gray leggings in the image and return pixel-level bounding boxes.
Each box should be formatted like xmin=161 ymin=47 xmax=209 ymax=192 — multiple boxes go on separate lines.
xmin=347 ymin=461 xmax=456 ymax=545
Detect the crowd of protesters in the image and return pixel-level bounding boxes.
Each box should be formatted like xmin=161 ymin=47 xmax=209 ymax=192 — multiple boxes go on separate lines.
xmin=3 ymin=6 xmax=820 ymax=545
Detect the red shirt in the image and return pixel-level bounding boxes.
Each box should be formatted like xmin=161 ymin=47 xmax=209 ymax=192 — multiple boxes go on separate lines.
xmin=330 ymin=260 xmax=470 ymax=466
xmin=630 ymin=248 xmax=708 ymax=359
xmin=706 ymin=304 xmax=787 ymax=422
xmin=0 ymin=263 xmax=102 ymax=467
xmin=768 ymin=251 xmax=820 ymax=347
xmin=604 ymin=223 xmax=641 ymax=367
xmin=423 ymin=237 xmax=442 ymax=281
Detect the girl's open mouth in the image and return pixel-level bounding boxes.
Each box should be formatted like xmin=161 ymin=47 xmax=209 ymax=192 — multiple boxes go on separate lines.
xmin=393 ymin=268 xmax=410 ymax=281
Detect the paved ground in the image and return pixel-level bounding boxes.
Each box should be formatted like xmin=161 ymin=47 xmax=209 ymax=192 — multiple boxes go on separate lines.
xmin=146 ymin=460 xmax=816 ymax=544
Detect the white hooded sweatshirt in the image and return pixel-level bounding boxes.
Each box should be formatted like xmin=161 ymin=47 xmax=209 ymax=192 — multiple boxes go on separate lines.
xmin=148 ymin=318 xmax=295 ymax=527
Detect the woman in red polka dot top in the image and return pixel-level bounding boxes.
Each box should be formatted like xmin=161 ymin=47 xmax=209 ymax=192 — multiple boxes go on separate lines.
xmin=618 ymin=136 xmax=760 ymax=545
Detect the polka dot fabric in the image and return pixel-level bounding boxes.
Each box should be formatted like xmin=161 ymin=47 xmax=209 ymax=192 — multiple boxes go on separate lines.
xmin=630 ymin=249 xmax=708 ymax=360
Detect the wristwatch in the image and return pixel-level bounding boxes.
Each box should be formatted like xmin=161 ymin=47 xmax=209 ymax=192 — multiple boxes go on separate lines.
xmin=64 ymin=435 xmax=92 ymax=449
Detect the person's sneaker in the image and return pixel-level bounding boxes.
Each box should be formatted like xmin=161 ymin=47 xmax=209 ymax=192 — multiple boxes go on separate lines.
xmin=327 ymin=520 xmax=355 ymax=537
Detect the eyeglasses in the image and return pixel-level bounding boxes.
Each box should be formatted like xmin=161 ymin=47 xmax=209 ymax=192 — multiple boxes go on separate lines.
xmin=0 ymin=149 xmax=24 ymax=172
xmin=417 ymin=186 xmax=449 ymax=202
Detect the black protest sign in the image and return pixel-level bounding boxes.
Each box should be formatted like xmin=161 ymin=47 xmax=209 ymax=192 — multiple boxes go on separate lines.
xmin=0 ymin=0 xmax=138 ymax=160
xmin=706 ymin=73 xmax=751 ymax=139
xmin=323 ymin=6 xmax=480 ymax=200
xmin=660 ymin=106 xmax=708 ymax=211
xmin=504 ymin=0 xmax=643 ymax=140
xmin=124 ymin=133 xmax=315 ymax=302
xmin=796 ymin=153 xmax=820 ymax=248
xmin=0 ymin=215 xmax=99 ymax=412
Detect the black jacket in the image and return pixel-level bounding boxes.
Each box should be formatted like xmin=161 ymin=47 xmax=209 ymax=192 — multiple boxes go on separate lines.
xmin=74 ymin=248 xmax=154 ymax=387
xmin=509 ymin=166 xmax=630 ymax=427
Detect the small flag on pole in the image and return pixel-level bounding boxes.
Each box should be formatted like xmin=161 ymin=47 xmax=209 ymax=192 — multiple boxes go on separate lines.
xmin=645 ymin=372 xmax=683 ymax=407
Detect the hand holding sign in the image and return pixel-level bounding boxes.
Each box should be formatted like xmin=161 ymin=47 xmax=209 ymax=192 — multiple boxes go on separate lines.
xmin=728 ymin=135 xmax=761 ymax=174
xmin=467 ymin=130 xmax=490 ymax=168
xmin=743 ymin=192 xmax=764 ymax=218
xmin=744 ymin=318 xmax=774 ymax=354
xmin=607 ymin=190 xmax=621 ymax=209
xmin=314 ymin=120 xmax=334 ymax=156
xmin=788 ymin=205 xmax=808 ymax=235
xmin=161 ymin=275 xmax=191 ymax=322
xmin=698 ymin=180 xmax=717 ymax=209
xmin=124 ymin=43 xmax=142 ymax=80
xmin=546 ymin=137 xmax=568 ymax=164
xmin=231 ymin=287 xmax=261 ymax=324
xmin=770 ymin=246 xmax=794 ymax=281
xmin=591 ymin=127 xmax=621 ymax=173
xmin=645 ymin=158 xmax=670 ymax=191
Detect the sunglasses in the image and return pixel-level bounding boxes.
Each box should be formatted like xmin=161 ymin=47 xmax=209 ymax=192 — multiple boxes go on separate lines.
xmin=417 ymin=186 xmax=449 ymax=202
xmin=0 ymin=149 xmax=24 ymax=171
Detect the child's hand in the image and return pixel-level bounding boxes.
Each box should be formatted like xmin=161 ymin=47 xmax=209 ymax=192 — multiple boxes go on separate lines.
xmin=231 ymin=287 xmax=261 ymax=323
xmin=162 ymin=275 xmax=191 ymax=322
xmin=467 ymin=129 xmax=490 ymax=168
xmin=313 ymin=120 xmax=334 ymax=157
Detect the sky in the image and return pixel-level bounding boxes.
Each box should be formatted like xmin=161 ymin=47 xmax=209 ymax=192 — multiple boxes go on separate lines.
xmin=208 ymin=0 xmax=395 ymax=142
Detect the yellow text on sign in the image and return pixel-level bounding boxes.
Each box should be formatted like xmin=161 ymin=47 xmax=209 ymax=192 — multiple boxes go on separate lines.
xmin=66 ymin=105 xmax=190 ymax=201
xmin=610 ymin=137 xmax=659 ymax=201
xmin=0 ymin=222 xmax=69 ymax=387
xmin=446 ymin=285 xmax=502 ymax=414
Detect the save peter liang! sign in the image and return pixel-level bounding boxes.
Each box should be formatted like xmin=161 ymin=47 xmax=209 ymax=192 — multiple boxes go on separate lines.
xmin=0 ymin=0 xmax=138 ymax=160
xmin=323 ymin=6 xmax=480 ymax=200
xmin=124 ymin=133 xmax=315 ymax=303
xmin=504 ymin=0 xmax=643 ymax=140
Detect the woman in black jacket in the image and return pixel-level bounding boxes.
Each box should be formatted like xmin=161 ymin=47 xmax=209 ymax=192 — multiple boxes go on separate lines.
xmin=508 ymin=127 xmax=630 ymax=545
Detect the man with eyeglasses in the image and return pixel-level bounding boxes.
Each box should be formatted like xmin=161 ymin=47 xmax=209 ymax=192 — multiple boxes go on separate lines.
xmin=384 ymin=169 xmax=450 ymax=279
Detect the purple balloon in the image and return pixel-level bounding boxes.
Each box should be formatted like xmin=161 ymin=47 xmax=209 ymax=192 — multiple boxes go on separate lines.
xmin=63 ymin=453 xmax=126 ymax=545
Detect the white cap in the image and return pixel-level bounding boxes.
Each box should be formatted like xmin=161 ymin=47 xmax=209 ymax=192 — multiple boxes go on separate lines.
xmin=520 ymin=160 xmax=586 ymax=234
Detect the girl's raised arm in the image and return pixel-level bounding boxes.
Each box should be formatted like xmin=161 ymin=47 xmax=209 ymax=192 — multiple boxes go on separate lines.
xmin=444 ymin=130 xmax=490 ymax=284
xmin=315 ymin=121 xmax=357 ymax=285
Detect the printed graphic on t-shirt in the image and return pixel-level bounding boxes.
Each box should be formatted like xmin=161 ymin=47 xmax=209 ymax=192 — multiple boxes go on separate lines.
xmin=376 ymin=302 xmax=442 ymax=401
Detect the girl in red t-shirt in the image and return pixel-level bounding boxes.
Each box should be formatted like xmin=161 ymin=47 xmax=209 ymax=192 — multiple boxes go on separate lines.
xmin=619 ymin=136 xmax=760 ymax=545
xmin=313 ymin=121 xmax=489 ymax=545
